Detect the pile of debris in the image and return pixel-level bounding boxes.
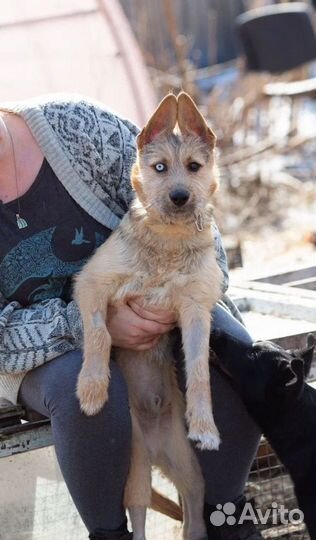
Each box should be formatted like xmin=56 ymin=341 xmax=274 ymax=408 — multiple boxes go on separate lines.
xmin=205 ymin=67 xmax=316 ymax=271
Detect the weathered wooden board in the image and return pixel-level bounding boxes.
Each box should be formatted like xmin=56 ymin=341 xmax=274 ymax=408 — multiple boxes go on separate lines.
xmin=230 ymin=280 xmax=316 ymax=325
xmin=0 ymin=421 xmax=52 ymax=458
xmin=264 ymin=77 xmax=316 ymax=97
xmin=230 ymin=271 xmax=316 ymax=374
xmin=254 ymin=266 xmax=316 ymax=286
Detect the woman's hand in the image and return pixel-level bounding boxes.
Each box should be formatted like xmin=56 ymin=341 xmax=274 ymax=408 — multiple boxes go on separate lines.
xmin=107 ymin=300 xmax=177 ymax=351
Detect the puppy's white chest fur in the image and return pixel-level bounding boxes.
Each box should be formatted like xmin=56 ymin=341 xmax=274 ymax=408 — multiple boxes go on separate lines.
xmin=112 ymin=269 xmax=191 ymax=309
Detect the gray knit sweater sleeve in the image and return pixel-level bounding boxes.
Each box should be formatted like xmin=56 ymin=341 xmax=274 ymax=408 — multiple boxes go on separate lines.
xmin=0 ymin=294 xmax=82 ymax=373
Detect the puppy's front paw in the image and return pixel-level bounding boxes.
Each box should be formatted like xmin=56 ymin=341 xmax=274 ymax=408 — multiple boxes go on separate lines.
xmin=187 ymin=413 xmax=220 ymax=451
xmin=188 ymin=428 xmax=220 ymax=451
xmin=76 ymin=369 xmax=109 ymax=416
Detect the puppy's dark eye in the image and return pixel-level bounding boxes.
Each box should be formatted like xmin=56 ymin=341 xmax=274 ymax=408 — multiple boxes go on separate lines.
xmin=188 ymin=162 xmax=201 ymax=172
xmin=154 ymin=162 xmax=168 ymax=173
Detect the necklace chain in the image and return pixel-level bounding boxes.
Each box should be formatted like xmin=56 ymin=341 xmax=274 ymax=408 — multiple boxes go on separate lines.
xmin=0 ymin=115 xmax=28 ymax=229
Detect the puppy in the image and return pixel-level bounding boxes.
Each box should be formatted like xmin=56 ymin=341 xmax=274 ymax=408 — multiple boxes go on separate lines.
xmin=74 ymin=92 xmax=223 ymax=540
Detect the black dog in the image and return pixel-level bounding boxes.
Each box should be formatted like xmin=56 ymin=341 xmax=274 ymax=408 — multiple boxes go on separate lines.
xmin=211 ymin=331 xmax=316 ymax=540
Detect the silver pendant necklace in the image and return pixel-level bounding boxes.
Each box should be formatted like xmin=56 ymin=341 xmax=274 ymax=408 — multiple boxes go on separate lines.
xmin=1 ymin=116 xmax=28 ymax=229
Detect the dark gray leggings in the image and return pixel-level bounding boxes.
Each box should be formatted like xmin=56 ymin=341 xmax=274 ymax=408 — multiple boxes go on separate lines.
xmin=18 ymin=304 xmax=260 ymax=535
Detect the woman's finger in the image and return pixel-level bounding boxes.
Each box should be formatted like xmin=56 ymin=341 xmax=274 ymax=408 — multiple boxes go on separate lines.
xmin=132 ymin=337 xmax=160 ymax=351
xmin=132 ymin=318 xmax=175 ymax=337
xmin=128 ymin=299 xmax=177 ymax=325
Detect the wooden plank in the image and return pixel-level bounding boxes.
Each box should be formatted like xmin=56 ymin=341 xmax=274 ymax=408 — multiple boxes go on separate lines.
xmin=231 ymin=279 xmax=316 ymax=300
xmin=253 ymin=266 xmax=316 ymax=286
xmin=242 ymin=309 xmax=316 ymax=342
xmin=233 ymin=290 xmax=316 ymax=323
xmin=264 ymin=77 xmax=316 ymax=97
xmin=286 ymin=277 xmax=316 ymax=290
xmin=0 ymin=421 xmax=52 ymax=458
xmin=0 ymin=400 xmax=24 ymax=428
xmin=230 ymin=277 xmax=316 ymax=361
xmin=0 ymin=398 xmax=21 ymax=414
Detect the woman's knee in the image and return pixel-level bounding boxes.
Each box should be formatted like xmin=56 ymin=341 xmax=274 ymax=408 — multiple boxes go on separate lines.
xmin=211 ymin=303 xmax=253 ymax=346
xmin=20 ymin=350 xmax=131 ymax=438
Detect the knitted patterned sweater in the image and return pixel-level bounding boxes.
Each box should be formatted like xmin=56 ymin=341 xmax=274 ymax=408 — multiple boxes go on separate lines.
xmin=0 ymin=94 xmax=229 ymax=404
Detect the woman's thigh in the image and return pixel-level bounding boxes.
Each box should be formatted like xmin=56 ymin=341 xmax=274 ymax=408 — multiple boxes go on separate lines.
xmin=18 ymin=349 xmax=129 ymax=423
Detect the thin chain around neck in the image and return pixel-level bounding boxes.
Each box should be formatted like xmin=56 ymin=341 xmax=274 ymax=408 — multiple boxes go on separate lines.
xmin=0 ymin=115 xmax=28 ymax=229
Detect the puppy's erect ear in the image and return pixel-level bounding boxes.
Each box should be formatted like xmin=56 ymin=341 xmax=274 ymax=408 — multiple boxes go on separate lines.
xmin=137 ymin=94 xmax=177 ymax=150
xmin=177 ymin=91 xmax=216 ymax=147
xmin=300 ymin=333 xmax=315 ymax=378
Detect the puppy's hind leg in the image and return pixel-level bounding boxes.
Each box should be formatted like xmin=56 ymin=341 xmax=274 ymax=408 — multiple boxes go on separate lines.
xmin=128 ymin=507 xmax=147 ymax=540
xmin=157 ymin=395 xmax=207 ymax=540
xmin=124 ymin=414 xmax=152 ymax=540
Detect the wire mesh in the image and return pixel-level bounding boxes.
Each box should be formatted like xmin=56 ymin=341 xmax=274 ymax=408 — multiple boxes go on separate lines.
xmin=246 ymin=437 xmax=309 ymax=540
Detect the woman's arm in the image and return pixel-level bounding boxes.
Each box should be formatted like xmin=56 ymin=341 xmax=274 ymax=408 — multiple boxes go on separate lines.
xmin=0 ymin=292 xmax=176 ymax=374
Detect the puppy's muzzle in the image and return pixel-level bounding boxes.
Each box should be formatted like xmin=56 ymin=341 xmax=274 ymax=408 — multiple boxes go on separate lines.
xmin=169 ymin=188 xmax=190 ymax=207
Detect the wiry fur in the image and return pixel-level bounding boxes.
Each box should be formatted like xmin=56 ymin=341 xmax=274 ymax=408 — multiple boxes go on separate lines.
xmin=74 ymin=92 xmax=223 ymax=540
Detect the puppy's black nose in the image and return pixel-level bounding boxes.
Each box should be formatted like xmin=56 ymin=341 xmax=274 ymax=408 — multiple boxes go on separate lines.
xmin=169 ymin=189 xmax=190 ymax=207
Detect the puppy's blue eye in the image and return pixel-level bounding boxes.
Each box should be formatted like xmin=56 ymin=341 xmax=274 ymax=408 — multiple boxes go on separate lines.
xmin=154 ymin=162 xmax=167 ymax=173
xmin=188 ymin=162 xmax=201 ymax=172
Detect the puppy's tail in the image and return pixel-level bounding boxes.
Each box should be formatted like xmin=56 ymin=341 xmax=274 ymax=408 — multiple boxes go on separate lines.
xmin=150 ymin=488 xmax=183 ymax=521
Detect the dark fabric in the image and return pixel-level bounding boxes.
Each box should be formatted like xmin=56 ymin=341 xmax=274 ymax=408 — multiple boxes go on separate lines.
xmin=0 ymin=159 xmax=110 ymax=306
xmin=210 ymin=330 xmax=316 ymax=539
xmin=237 ymin=4 xmax=316 ymax=73
xmin=89 ymin=530 xmax=133 ymax=540
xmin=89 ymin=519 xmax=132 ymax=539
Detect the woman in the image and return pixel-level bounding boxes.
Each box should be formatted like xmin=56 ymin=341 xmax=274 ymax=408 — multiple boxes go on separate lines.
xmin=0 ymin=95 xmax=261 ymax=540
